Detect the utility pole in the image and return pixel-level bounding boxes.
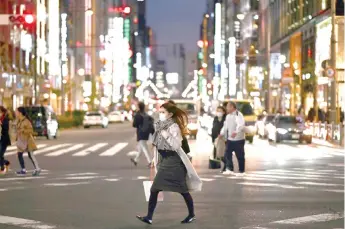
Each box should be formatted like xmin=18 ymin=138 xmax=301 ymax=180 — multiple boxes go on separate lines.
xmin=330 ymin=0 xmax=338 ymax=123
xmin=90 ymin=0 xmax=97 ymax=111
xmin=265 ymin=6 xmax=271 ymax=113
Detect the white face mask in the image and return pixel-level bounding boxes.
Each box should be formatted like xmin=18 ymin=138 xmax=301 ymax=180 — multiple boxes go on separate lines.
xmin=216 ymin=112 xmax=223 ymax=118
xmin=159 ymin=113 xmax=168 ymax=122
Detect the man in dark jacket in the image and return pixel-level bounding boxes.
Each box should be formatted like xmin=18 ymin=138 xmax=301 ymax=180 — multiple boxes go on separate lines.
xmin=131 ymin=102 xmax=154 ymax=167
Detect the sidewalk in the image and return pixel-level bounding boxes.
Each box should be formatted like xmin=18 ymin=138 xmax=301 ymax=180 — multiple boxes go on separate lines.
xmin=312 ymin=137 xmax=345 ymax=150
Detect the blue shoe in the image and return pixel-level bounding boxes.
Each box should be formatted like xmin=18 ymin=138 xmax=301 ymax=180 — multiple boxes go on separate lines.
xmin=16 ymin=170 xmax=27 ymax=175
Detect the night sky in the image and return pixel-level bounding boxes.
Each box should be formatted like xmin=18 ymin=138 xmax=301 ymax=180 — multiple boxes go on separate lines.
xmin=147 ymin=0 xmax=207 ymax=59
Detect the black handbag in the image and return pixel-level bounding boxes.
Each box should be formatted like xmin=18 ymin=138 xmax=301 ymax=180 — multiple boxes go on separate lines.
xmin=208 ymin=157 xmax=221 ymax=169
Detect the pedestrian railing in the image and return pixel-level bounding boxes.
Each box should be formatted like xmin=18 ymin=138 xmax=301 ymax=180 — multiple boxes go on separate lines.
xmin=307 ymin=122 xmax=344 ymax=146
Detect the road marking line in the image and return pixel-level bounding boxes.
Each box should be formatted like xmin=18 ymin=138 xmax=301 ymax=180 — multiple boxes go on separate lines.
xmin=99 ymin=142 xmax=128 ymax=156
xmin=0 ymin=189 xmax=8 ymax=191
xmin=0 ymin=177 xmax=44 ymax=181
xmin=328 ymin=163 xmax=344 ymax=167
xmin=321 ymin=189 xmax=345 ymax=193
xmin=5 ymin=144 xmax=47 ymax=156
xmin=238 ymin=182 xmax=305 ymax=189
xmin=33 ymin=144 xmax=72 ymax=155
xmin=200 ymin=178 xmax=215 ymax=182
xmin=44 ymin=182 xmax=90 ymax=187
xmin=296 ymin=182 xmax=343 ymax=187
xmin=72 ymin=143 xmax=108 ymax=156
xmin=66 ymin=172 xmax=99 ymax=176
xmin=227 ymin=176 xmax=278 ymax=181
xmin=45 ymin=144 xmax=85 ymax=156
xmin=0 ymin=215 xmax=56 ymax=229
xmin=136 ymin=176 xmax=149 ymax=180
xmin=270 ymin=212 xmax=344 ymax=225
xmin=104 ymin=178 xmax=120 ymax=181
xmin=244 ymin=174 xmax=326 ymax=180
xmin=64 ymin=176 xmax=103 ymax=180
xmin=249 ymin=171 xmax=327 ymax=178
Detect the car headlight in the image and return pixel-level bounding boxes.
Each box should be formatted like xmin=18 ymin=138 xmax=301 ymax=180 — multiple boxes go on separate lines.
xmin=303 ymin=129 xmax=312 ymax=135
xmin=277 ymin=128 xmax=288 ymax=134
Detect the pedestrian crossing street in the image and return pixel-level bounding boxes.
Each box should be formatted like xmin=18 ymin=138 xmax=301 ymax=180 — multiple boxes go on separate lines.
xmin=3 ymin=140 xmax=345 ymax=158
xmin=208 ymin=166 xmax=345 ymax=194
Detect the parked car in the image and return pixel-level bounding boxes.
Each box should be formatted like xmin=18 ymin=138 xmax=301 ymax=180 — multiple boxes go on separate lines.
xmin=257 ymin=114 xmax=276 ymax=138
xmin=267 ymin=115 xmax=312 ymax=144
xmin=24 ymin=106 xmax=58 ymax=139
xmin=83 ymin=111 xmax=108 ymax=128
xmin=108 ymin=111 xmax=125 ymax=123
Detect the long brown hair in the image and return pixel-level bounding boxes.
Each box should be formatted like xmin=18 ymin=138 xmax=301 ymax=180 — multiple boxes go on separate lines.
xmin=161 ymin=102 xmax=189 ymax=136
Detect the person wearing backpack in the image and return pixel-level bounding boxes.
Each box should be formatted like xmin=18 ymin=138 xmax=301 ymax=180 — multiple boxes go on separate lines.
xmin=131 ymin=102 xmax=154 ymax=167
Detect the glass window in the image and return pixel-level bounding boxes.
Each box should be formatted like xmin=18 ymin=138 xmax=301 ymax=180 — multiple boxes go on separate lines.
xmin=236 ymin=102 xmax=254 ymax=116
xmin=278 ymin=116 xmax=297 ymax=124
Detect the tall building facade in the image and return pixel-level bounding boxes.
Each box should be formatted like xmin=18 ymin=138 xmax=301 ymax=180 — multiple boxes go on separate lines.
xmin=0 ymin=0 xmax=57 ymax=110
xmin=264 ymin=0 xmax=344 ymax=117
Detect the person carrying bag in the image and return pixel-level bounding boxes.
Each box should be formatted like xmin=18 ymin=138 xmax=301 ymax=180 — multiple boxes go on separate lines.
xmin=136 ymin=102 xmax=202 ymax=225
xmin=15 ymin=107 xmax=41 ymax=176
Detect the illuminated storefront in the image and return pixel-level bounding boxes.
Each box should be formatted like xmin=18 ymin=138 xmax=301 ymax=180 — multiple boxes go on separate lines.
xmin=213 ymin=2 xmax=221 ymax=100
xmin=289 ymin=32 xmax=302 ymax=114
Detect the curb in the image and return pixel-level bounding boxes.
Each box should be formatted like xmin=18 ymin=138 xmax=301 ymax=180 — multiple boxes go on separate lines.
xmin=312 ymin=138 xmax=344 ymax=150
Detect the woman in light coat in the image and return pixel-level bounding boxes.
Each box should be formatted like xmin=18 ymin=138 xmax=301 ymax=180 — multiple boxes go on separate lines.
xmin=15 ymin=107 xmax=41 ymax=176
xmin=136 ymin=102 xmax=197 ymax=225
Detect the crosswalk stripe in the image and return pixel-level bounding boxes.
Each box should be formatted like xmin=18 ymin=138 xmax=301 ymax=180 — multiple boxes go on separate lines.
xmin=245 ymin=173 xmax=326 ymax=180
xmin=296 ymin=182 xmax=343 ymax=187
xmin=33 ymin=144 xmax=72 ymax=155
xmin=5 ymin=144 xmax=47 ymax=156
xmin=45 ymin=144 xmax=85 ymax=157
xmin=271 ymin=212 xmax=344 ymax=225
xmin=99 ymin=143 xmax=128 ymax=156
xmin=6 ymin=146 xmax=17 ymax=151
xmin=237 ymin=182 xmax=305 ymax=189
xmin=72 ymin=143 xmax=108 ymax=156
xmin=250 ymin=171 xmax=328 ymax=178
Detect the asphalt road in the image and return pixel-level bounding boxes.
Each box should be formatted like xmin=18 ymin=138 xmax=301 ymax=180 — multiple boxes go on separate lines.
xmin=0 ymin=123 xmax=344 ymax=229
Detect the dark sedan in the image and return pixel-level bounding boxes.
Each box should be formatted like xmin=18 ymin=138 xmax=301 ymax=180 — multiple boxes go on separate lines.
xmin=267 ymin=115 xmax=312 ymax=144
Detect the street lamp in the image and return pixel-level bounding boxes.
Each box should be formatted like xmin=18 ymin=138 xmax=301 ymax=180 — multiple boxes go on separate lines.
xmin=237 ymin=14 xmax=245 ymax=20
xmin=85 ymin=8 xmax=94 ymax=16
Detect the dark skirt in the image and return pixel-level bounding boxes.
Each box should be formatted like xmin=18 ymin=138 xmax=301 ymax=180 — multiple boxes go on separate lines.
xmin=151 ymin=150 xmax=188 ymax=193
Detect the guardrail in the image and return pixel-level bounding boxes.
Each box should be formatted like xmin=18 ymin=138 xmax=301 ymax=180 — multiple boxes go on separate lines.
xmin=307 ymin=122 xmax=344 ymax=146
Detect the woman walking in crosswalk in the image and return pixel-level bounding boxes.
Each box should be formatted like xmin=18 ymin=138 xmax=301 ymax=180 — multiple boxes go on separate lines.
xmin=0 ymin=106 xmax=11 ymax=175
xmin=136 ymin=102 xmax=197 ymax=225
xmin=15 ymin=107 xmax=41 ymax=176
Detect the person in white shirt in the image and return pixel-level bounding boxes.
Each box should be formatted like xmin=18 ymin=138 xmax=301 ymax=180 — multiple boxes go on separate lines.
xmin=220 ymin=101 xmax=246 ymax=175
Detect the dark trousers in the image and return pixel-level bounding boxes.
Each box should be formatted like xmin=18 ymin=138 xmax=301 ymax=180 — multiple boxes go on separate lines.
xmin=147 ymin=190 xmax=194 ymax=220
xmin=0 ymin=144 xmax=8 ymax=171
xmin=225 ymin=139 xmax=245 ymax=173
xmin=18 ymin=152 xmax=39 ymax=170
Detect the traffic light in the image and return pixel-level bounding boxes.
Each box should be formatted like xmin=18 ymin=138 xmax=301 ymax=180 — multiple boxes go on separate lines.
xmin=23 ymin=13 xmax=35 ymax=33
xmin=8 ymin=11 xmax=35 ymax=33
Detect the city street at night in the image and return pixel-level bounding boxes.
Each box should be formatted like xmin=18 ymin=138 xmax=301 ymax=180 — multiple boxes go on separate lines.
xmin=0 ymin=123 xmax=343 ymax=229
xmin=0 ymin=0 xmax=344 ymax=228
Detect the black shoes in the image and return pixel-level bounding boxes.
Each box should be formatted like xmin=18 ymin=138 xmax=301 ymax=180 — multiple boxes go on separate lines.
xmin=181 ymin=215 xmax=196 ymax=224
xmin=130 ymin=158 xmax=137 ymax=166
xmin=136 ymin=215 xmax=152 ymax=225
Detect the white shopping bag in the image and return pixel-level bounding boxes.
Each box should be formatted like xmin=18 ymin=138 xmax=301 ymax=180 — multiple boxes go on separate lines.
xmin=143 ymin=180 xmax=163 ymax=202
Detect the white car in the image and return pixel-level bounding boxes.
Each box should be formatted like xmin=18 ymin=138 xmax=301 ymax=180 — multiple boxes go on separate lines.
xmin=83 ymin=111 xmax=108 ymax=128
xmin=257 ymin=114 xmax=276 ymax=138
xmin=108 ymin=111 xmax=125 ymax=123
